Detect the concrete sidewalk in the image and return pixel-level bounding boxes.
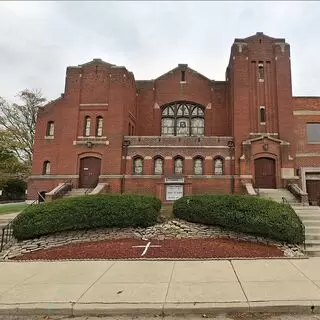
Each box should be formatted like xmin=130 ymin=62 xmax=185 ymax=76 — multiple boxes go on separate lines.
xmin=0 ymin=258 xmax=320 ymax=317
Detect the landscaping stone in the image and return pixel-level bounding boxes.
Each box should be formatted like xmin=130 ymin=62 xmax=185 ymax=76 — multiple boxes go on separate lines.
xmin=0 ymin=219 xmax=304 ymax=259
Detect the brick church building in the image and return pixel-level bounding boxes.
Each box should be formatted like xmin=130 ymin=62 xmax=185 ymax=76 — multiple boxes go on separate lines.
xmin=27 ymin=32 xmax=320 ymax=204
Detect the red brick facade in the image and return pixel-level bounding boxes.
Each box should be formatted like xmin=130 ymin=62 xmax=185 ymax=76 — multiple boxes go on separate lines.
xmin=28 ymin=32 xmax=320 ymax=204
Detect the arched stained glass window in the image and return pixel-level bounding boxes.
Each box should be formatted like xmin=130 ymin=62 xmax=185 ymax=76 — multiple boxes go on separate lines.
xmin=161 ymin=102 xmax=205 ymax=136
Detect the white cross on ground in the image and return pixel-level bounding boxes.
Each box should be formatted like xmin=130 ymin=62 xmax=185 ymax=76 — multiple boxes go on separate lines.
xmin=132 ymin=241 xmax=162 ymax=256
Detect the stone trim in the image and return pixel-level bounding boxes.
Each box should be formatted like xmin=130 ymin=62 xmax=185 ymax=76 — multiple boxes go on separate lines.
xmin=296 ymin=152 xmax=320 ymax=157
xmin=293 ymin=110 xmax=320 ymax=116
xmin=79 ymin=103 xmax=108 ymax=107
xmin=29 ymin=175 xmax=79 ymax=179
xmin=128 ymin=145 xmax=229 ymax=149
xmin=165 ymin=156 xmax=172 ymax=159
xmin=73 ymin=140 xmax=109 ymax=146
xmin=249 ymin=133 xmax=279 ymax=136
xmin=99 ymin=175 xmax=123 ymax=179
xmin=240 ymin=175 xmax=253 ymax=179
xmin=44 ymin=136 xmax=54 ymax=140
xmin=144 ymin=156 xmax=152 ymax=159
xmin=124 ymin=175 xmax=163 ymax=179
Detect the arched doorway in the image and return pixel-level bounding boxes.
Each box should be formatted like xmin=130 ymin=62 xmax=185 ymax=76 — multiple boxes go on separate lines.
xmin=79 ymin=157 xmax=101 ymax=188
xmin=38 ymin=191 xmax=46 ymax=203
xmin=254 ymin=157 xmax=276 ymax=188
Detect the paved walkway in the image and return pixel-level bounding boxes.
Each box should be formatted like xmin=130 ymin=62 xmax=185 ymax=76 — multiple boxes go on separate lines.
xmin=0 ymin=213 xmax=19 ymax=228
xmin=1 ymin=258 xmax=320 ymax=317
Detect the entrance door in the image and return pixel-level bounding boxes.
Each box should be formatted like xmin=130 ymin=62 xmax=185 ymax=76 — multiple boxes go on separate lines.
xmin=254 ymin=157 xmax=276 ymax=188
xmin=79 ymin=157 xmax=101 ymax=188
xmin=306 ymin=180 xmax=320 ymax=206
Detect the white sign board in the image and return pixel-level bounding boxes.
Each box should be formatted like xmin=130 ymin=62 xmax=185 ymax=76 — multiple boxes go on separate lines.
xmin=166 ymin=185 xmax=183 ymax=201
xmin=165 ymin=177 xmax=184 ymax=183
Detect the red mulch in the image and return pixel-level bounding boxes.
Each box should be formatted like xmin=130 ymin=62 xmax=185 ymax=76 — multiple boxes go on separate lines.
xmin=12 ymin=237 xmax=283 ymax=260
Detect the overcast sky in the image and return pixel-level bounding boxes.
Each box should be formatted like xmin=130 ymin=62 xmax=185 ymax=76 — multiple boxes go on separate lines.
xmin=1 ymin=1 xmax=320 ymax=102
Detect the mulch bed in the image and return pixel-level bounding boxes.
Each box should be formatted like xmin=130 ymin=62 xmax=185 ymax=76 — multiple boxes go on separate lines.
xmin=12 ymin=237 xmax=283 ymax=260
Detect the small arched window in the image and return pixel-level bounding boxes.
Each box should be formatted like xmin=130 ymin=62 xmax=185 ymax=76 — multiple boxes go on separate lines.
xmin=174 ymin=157 xmax=184 ymax=175
xmin=46 ymin=121 xmax=54 ymax=136
xmin=214 ymin=158 xmax=223 ymax=175
xmin=43 ymin=161 xmax=51 ymax=175
xmin=260 ymin=106 xmax=266 ymax=124
xmin=84 ymin=116 xmax=91 ymax=137
xmin=258 ymin=63 xmax=264 ymax=80
xmin=194 ymin=157 xmax=203 ymax=175
xmin=154 ymin=157 xmax=163 ymax=175
xmin=96 ymin=116 xmax=103 ymax=136
xmin=133 ymin=157 xmax=143 ymax=175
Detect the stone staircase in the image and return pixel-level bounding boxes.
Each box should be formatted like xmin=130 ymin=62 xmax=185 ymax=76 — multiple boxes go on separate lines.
xmin=63 ymin=188 xmax=92 ymax=198
xmin=258 ymin=188 xmax=320 ymax=257
xmin=291 ymin=205 xmax=320 ymax=257
xmin=258 ymin=188 xmax=302 ymax=205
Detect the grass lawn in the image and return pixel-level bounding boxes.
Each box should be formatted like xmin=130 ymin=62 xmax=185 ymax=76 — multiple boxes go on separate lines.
xmin=160 ymin=205 xmax=173 ymax=220
xmin=0 ymin=203 xmax=28 ymax=215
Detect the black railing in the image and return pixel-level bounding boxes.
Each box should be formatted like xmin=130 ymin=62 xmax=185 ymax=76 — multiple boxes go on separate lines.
xmin=282 ymin=196 xmax=306 ymax=251
xmin=0 ymin=200 xmax=37 ymax=253
xmin=55 ymin=179 xmax=73 ymax=199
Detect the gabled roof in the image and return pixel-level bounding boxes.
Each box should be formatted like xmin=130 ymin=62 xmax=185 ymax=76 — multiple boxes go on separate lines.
xmin=78 ymin=58 xmax=115 ymax=68
xmin=156 ymin=64 xmax=213 ymax=82
xmin=235 ymin=32 xmax=286 ymax=43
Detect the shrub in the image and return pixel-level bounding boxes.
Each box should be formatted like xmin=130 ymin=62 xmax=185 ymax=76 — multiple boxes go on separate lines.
xmin=1 ymin=178 xmax=27 ymax=201
xmin=173 ymin=195 xmax=304 ymax=244
xmin=12 ymin=194 xmax=161 ymax=240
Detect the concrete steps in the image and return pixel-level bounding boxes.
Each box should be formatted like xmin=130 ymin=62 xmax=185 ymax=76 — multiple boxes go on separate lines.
xmin=63 ymin=188 xmax=92 ymax=198
xmin=257 ymin=188 xmax=320 ymax=257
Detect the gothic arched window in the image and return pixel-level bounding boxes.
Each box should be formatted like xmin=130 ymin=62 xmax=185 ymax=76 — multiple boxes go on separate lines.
xmin=161 ymin=102 xmax=204 ymax=136
xmin=194 ymin=157 xmax=204 ymax=175
xmin=154 ymin=157 xmax=163 ymax=175
xmin=133 ymin=157 xmax=143 ymax=175
xmin=174 ymin=157 xmax=184 ymax=175
xmin=214 ymin=157 xmax=224 ymax=175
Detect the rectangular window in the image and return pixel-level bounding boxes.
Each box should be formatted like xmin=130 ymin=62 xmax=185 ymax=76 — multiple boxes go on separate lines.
xmin=181 ymin=70 xmax=186 ymax=82
xmin=307 ymin=123 xmax=320 ymax=143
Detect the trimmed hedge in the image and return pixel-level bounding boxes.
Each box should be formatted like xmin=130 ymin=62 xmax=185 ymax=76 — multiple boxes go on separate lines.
xmin=12 ymin=194 xmax=161 ymax=240
xmin=173 ymin=195 xmax=304 ymax=244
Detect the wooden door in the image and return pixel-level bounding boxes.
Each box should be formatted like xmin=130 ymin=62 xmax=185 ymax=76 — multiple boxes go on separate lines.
xmin=306 ymin=180 xmax=320 ymax=206
xmin=79 ymin=157 xmax=101 ymax=188
xmin=254 ymin=158 xmax=276 ymax=188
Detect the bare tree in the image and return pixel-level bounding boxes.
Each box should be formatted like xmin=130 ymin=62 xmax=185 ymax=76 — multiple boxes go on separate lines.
xmin=0 ymin=89 xmax=46 ymax=166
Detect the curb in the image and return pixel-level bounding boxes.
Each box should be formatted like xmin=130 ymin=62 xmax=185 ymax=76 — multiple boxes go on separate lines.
xmin=0 ymin=301 xmax=319 ymax=317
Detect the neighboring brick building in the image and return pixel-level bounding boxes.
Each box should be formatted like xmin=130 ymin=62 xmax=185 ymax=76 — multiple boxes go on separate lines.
xmin=28 ymin=32 xmax=320 ymax=205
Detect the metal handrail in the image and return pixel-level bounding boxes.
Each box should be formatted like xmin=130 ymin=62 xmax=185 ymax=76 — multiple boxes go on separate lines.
xmin=282 ymin=196 xmax=306 ymax=251
xmin=0 ymin=199 xmax=37 ymax=253
xmin=55 ymin=179 xmax=73 ymax=198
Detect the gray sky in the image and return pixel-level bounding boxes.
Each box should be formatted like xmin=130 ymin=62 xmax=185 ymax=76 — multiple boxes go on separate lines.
xmin=1 ymin=1 xmax=320 ymax=102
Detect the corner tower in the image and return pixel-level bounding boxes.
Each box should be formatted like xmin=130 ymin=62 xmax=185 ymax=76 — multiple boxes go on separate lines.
xmin=228 ymin=32 xmax=296 ymax=188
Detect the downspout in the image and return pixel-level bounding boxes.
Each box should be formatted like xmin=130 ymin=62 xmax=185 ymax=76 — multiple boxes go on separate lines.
xmin=121 ymin=139 xmax=130 ymax=194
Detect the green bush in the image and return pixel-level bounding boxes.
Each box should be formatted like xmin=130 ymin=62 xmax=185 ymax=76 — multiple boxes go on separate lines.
xmin=12 ymin=194 xmax=161 ymax=240
xmin=173 ymin=195 xmax=304 ymax=244
xmin=1 ymin=178 xmax=27 ymax=201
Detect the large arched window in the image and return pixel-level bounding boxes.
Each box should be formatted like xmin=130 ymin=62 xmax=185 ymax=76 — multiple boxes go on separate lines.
xmin=133 ymin=157 xmax=143 ymax=175
xmin=214 ymin=157 xmax=224 ymax=175
xmin=154 ymin=157 xmax=163 ymax=175
xmin=194 ymin=157 xmax=204 ymax=175
xmin=161 ymin=102 xmax=204 ymax=136
xmin=174 ymin=157 xmax=184 ymax=175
